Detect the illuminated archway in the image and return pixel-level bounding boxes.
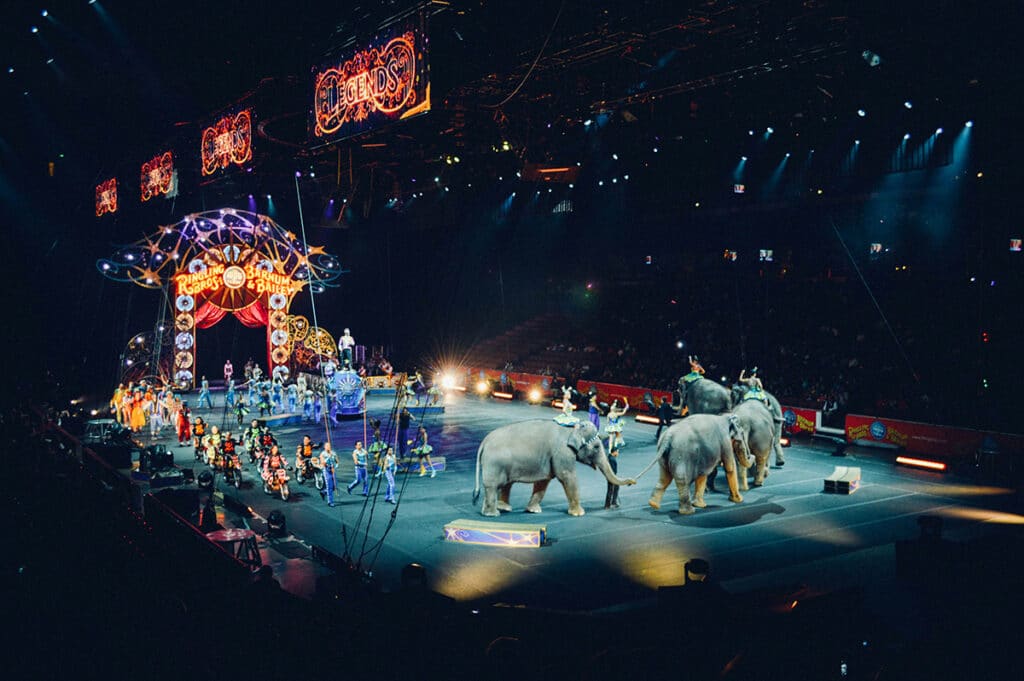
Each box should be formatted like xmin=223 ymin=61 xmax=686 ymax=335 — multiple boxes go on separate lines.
xmin=98 ymin=209 xmax=343 ymax=388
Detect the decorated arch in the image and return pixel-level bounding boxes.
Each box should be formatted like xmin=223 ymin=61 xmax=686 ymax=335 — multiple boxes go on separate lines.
xmin=98 ymin=209 xmax=343 ymax=389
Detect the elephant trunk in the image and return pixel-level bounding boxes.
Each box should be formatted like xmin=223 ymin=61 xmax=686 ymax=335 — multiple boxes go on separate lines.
xmin=596 ymin=453 xmax=636 ymax=486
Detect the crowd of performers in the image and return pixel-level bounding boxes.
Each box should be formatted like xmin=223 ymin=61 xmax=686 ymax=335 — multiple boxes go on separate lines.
xmin=108 ymin=358 xmax=440 ymax=509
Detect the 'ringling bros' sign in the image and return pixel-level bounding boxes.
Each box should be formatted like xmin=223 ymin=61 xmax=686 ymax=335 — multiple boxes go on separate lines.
xmin=311 ymin=13 xmax=430 ymax=144
xmin=174 ymin=262 xmax=296 ymax=297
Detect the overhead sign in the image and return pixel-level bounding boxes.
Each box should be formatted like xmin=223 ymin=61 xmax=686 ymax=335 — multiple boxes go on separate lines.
xmin=96 ymin=178 xmax=118 ymax=217
xmin=311 ymin=13 xmax=430 ymax=144
xmin=141 ymin=151 xmax=175 ymax=202
xmin=201 ymin=108 xmax=253 ymax=178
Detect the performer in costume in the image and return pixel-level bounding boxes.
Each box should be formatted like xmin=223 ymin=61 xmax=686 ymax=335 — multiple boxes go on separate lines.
xmin=129 ymin=389 xmax=147 ymax=433
xmin=339 ymin=328 xmax=355 ymax=368
xmin=296 ymin=373 xmax=307 ymax=397
xmin=302 ymin=390 xmax=314 ymax=422
xmin=313 ymin=391 xmax=323 ymax=424
xmin=367 ymin=428 xmax=386 ymax=478
xmin=233 ymin=399 xmax=250 ymax=427
xmin=197 ymin=376 xmax=213 ymax=409
xmin=588 ymin=391 xmax=601 ymax=430
xmin=191 ymin=416 xmax=206 ymax=451
xmin=411 ymin=425 xmax=436 ymax=477
xmin=246 ymin=377 xmax=257 ymax=407
xmin=382 ymin=446 xmax=397 ymax=504
xmin=320 ymin=442 xmax=339 ymax=506
xmin=655 ymin=396 xmax=675 ymax=441
xmin=271 ymin=377 xmax=284 ymax=414
xmin=682 ymin=355 xmax=706 ymax=385
xmin=223 ymin=359 xmax=233 ymax=385
xmin=346 ymin=440 xmax=369 ymax=495
xmin=554 ymin=385 xmax=580 ymax=426
xmin=110 ymin=384 xmax=126 ymax=423
xmin=327 ymin=390 xmax=339 ymax=425
xmin=244 ymin=419 xmax=262 ymax=455
xmin=204 ymin=425 xmax=223 ymax=466
xmin=148 ymin=395 xmax=163 ymax=439
xmin=738 ymin=368 xmax=769 ymax=406
xmin=224 ymin=379 xmax=236 ymax=409
xmin=604 ymin=398 xmax=629 ymax=451
xmin=176 ymin=400 xmax=191 ymax=445
xmin=258 ymin=382 xmax=272 ymax=417
xmin=120 ymin=387 xmax=133 ymax=426
xmin=286 ymin=382 xmax=298 ymax=413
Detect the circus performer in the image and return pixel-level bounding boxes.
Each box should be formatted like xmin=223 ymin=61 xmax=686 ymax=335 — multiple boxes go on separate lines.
xmin=313 ymin=390 xmax=323 ymax=424
xmin=224 ymin=379 xmax=236 ymax=409
xmin=246 ymin=376 xmax=258 ymax=407
xmin=129 ymin=388 xmax=147 ymax=433
xmin=296 ymin=372 xmax=307 ymax=396
xmin=161 ymin=387 xmax=176 ymax=423
xmin=683 ymin=355 xmax=706 ymax=384
xmin=328 ymin=389 xmax=339 ymax=425
xmin=346 ymin=440 xmax=369 ymax=495
xmin=176 ymin=400 xmax=191 ymax=445
xmin=320 ymin=442 xmax=339 ymax=507
xmin=554 ymin=385 xmax=579 ymax=426
xmin=197 ymin=376 xmax=213 ymax=409
xmin=286 ymin=382 xmax=298 ymax=413
xmin=339 ymin=327 xmax=355 ymax=368
xmin=738 ymin=367 xmax=769 ymax=406
xmin=148 ymin=395 xmax=163 ymax=439
xmin=271 ymin=377 xmax=284 ymax=414
xmin=251 ymin=364 xmax=263 ymax=382
xmin=233 ymin=399 xmax=250 ymax=427
xmin=243 ymin=358 xmax=254 ymax=383
xmin=120 ymin=386 xmax=134 ymax=425
xmin=605 ymin=398 xmax=630 ymax=451
xmin=110 ymin=384 xmax=126 ymax=423
xmin=588 ymin=391 xmax=601 ymax=430
xmin=379 ymin=356 xmax=393 ymax=377
xmin=191 ymin=416 xmax=207 ymax=454
xmin=382 ymin=446 xmax=397 ymax=504
xmin=203 ymin=425 xmax=223 ymax=466
xmin=411 ymin=425 xmax=436 ymax=478
xmin=258 ymin=382 xmax=272 ymax=417
xmin=223 ymin=359 xmax=233 ymax=385
xmin=367 ymin=427 xmax=386 ymax=478
xmin=302 ymin=390 xmax=314 ymax=422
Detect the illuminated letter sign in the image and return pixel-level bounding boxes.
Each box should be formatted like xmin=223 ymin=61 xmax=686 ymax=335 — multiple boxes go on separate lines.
xmin=201 ymin=109 xmax=252 ymax=177
xmin=96 ymin=178 xmax=118 ymax=217
xmin=311 ymin=14 xmax=430 ymax=144
xmin=141 ymin=151 xmax=175 ymax=202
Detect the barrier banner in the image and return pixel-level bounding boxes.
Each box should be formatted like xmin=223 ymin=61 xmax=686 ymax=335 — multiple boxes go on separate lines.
xmin=781 ymin=406 xmax=817 ymax=434
xmin=845 ymin=414 xmax=1024 ymax=460
xmin=576 ymin=380 xmax=674 ymax=412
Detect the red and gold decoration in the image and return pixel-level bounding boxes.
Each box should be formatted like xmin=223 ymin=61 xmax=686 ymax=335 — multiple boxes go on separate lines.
xmin=95 ymin=178 xmax=118 ymax=217
xmin=201 ymin=109 xmax=253 ymax=177
xmin=98 ymin=209 xmax=343 ymax=388
xmin=140 ymin=151 xmax=175 ymax=202
xmin=311 ymin=14 xmax=430 ymax=144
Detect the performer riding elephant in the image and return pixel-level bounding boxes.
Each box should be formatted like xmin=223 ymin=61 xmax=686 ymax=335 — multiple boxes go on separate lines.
xmin=730 ymin=369 xmax=785 ymax=466
xmin=646 ymin=414 xmax=753 ymax=515
xmin=473 ymin=420 xmax=636 ymax=517
xmin=677 ymin=369 xmax=734 ymax=417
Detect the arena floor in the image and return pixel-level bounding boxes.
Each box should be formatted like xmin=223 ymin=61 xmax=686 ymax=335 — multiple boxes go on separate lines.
xmin=158 ymin=392 xmax=1023 ymax=612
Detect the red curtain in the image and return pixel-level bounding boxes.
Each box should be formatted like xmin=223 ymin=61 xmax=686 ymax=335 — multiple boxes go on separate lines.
xmin=233 ymin=300 xmax=268 ymax=328
xmin=194 ymin=302 xmax=229 ymax=329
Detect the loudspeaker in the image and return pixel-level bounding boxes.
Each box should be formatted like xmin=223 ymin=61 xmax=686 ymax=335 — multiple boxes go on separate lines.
xmin=267 ymin=510 xmax=287 ymax=537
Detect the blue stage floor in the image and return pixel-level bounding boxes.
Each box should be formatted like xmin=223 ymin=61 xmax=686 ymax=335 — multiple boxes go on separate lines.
xmin=152 ymin=392 xmax=1024 ymax=614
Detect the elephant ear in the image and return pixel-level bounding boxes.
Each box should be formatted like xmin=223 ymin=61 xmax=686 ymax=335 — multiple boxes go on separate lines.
xmin=566 ymin=424 xmax=585 ymax=453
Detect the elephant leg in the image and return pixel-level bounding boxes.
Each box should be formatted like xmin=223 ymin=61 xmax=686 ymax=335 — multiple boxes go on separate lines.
xmin=693 ymin=475 xmax=708 ymax=508
xmin=525 ymin=479 xmax=550 ymax=514
xmin=725 ymin=467 xmax=743 ymax=503
xmin=558 ymin=474 xmax=585 ymax=516
xmin=481 ymin=485 xmax=500 ymax=517
xmin=675 ymin=477 xmax=694 ymax=515
xmin=738 ymin=463 xmax=750 ymax=491
xmin=497 ymin=483 xmax=513 ymax=512
xmin=707 ymin=466 xmax=718 ymax=492
xmin=752 ymin=458 xmax=768 ymax=486
xmin=774 ymin=420 xmax=786 ymax=465
xmin=648 ymin=465 xmax=672 ymax=510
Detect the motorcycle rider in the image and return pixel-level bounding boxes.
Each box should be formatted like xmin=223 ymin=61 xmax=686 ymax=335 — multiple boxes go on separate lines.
xmin=221 ymin=431 xmax=240 ymax=482
xmin=192 ymin=416 xmax=207 ymax=459
xmin=204 ymin=425 xmax=223 ymax=466
xmin=295 ymin=435 xmax=317 ymax=482
xmin=262 ymin=445 xmax=288 ymax=491
xmin=244 ymin=419 xmax=262 ymax=461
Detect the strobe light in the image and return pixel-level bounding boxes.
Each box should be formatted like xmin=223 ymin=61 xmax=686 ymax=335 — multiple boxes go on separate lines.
xmin=476 ymin=380 xmax=489 ymax=395
xmin=441 ymin=374 xmax=456 ymax=390
xmin=528 ymin=388 xmax=542 ymax=403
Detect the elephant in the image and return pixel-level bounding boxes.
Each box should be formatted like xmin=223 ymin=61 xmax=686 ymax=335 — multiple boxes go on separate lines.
xmin=647 ymin=414 xmax=752 ymax=515
xmin=473 ymin=420 xmax=636 ymax=517
xmin=729 ymin=399 xmax=777 ymax=490
xmin=730 ymin=384 xmax=785 ymax=466
xmin=677 ymin=374 xmax=734 ymax=417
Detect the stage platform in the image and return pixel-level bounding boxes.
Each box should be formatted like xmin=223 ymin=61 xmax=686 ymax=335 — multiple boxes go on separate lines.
xmin=145 ymin=392 xmax=1023 ymax=613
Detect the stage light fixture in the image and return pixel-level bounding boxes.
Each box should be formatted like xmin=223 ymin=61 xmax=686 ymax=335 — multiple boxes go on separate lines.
xmin=42 ymin=10 xmax=48 ymax=17
xmin=598 ymin=180 xmax=604 ymax=186
xmin=903 ymin=133 xmax=911 ymax=140
xmin=583 ymin=119 xmax=592 ymax=127
xmin=528 ymin=389 xmax=542 ymax=402
xmin=854 ymin=140 xmax=860 ymax=145
xmin=676 ymin=340 xmax=683 ymax=349
xmin=568 ymin=183 xmax=574 ymax=188
xmin=904 ymin=101 xmax=912 ymax=109
xmin=612 ymin=178 xmax=617 ymax=183
xmin=612 ymin=153 xmax=618 ymax=160
xmin=31 ymin=26 xmax=39 ymax=34
xmin=46 ymin=58 xmax=53 ymax=64
xmin=7 ymin=67 xmax=13 ymax=74
xmin=493 ymin=391 xmax=514 ymax=400
xmin=652 ymin=147 xmax=658 ymax=153
xmin=857 ymin=109 xmax=866 ymax=117
xmin=623 ymin=175 xmax=629 ymax=180
xmin=748 ymin=130 xmax=754 ymax=135
xmin=476 ymin=380 xmax=489 ymax=394
xmin=965 ymin=120 xmax=973 ymax=128
xmin=785 ymin=152 xmax=791 ymax=157
xmin=935 ymin=128 xmax=943 ymax=135
xmin=766 ymin=127 xmax=774 ymax=134
xmin=441 ymin=374 xmax=456 ymax=390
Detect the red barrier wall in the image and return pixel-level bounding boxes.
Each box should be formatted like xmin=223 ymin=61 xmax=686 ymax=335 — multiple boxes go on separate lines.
xmin=781 ymin=406 xmax=818 ymax=435
xmin=845 ymin=414 xmax=1024 ymax=460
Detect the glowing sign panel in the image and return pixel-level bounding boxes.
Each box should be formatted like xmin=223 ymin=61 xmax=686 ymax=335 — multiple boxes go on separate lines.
xmin=141 ymin=151 xmax=175 ymax=202
xmin=96 ymin=178 xmax=118 ymax=217
xmin=201 ymin=109 xmax=252 ymax=177
xmin=311 ymin=14 xmax=430 ymax=144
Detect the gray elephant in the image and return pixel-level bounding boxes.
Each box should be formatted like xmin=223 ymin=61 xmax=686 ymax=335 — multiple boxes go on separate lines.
xmin=729 ymin=399 xmax=777 ymax=489
xmin=677 ymin=374 xmax=734 ymax=416
xmin=647 ymin=414 xmax=752 ymax=515
xmin=473 ymin=420 xmax=635 ymax=517
xmin=730 ymin=384 xmax=785 ymax=466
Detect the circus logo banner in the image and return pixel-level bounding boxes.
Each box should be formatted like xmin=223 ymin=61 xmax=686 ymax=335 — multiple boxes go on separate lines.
xmin=98 ymin=209 xmax=342 ymax=389
xmin=96 ymin=178 xmax=118 ymax=217
xmin=140 ymin=151 xmax=175 ymax=202
xmin=310 ymin=13 xmax=430 ymax=145
xmin=201 ymin=108 xmax=253 ymax=179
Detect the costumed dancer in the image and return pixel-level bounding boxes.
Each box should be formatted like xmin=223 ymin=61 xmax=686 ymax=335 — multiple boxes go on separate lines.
xmin=258 ymin=382 xmax=272 ymax=417
xmin=110 ymin=384 xmax=126 ymax=423
xmin=244 ymin=419 xmax=262 ymax=457
xmin=191 ymin=416 xmax=207 ymax=457
xmin=738 ymin=368 xmax=767 ymax=404
xmin=148 ymin=395 xmax=163 ymax=439
xmin=339 ymin=327 xmax=355 ymax=368
xmin=233 ymin=399 xmax=250 ymax=427
xmin=271 ymin=377 xmax=284 ymax=414
xmin=161 ymin=387 xmax=176 ymax=425
xmin=120 ymin=386 xmax=134 ymax=426
xmin=296 ymin=372 xmax=307 ymax=397
xmin=246 ymin=377 xmax=257 ymax=407
xmin=346 ymin=440 xmax=369 ymax=495
xmin=204 ymin=425 xmax=222 ymax=466
xmin=129 ymin=388 xmax=147 ymax=433
xmin=683 ymin=355 xmax=706 ymax=384
xmin=604 ymin=398 xmax=629 ymax=451
xmin=224 ymin=379 xmax=236 ymax=408
xmin=554 ymin=385 xmax=580 ymax=426
xmin=176 ymin=400 xmax=192 ymax=445
xmin=382 ymin=446 xmax=397 ymax=504
xmin=286 ymin=382 xmax=298 ymax=413
xmin=327 ymin=390 xmax=340 ymax=425
xmin=197 ymin=376 xmax=213 ymax=409
xmin=367 ymin=427 xmax=386 ymax=478
xmin=588 ymin=391 xmax=601 ymax=430
xmin=411 ymin=425 xmax=436 ymax=477
xmin=302 ymin=390 xmax=314 ymax=422
xmin=320 ymin=442 xmax=339 ymax=507
xmin=223 ymin=359 xmax=233 ymax=385
xmin=313 ymin=390 xmax=323 ymax=424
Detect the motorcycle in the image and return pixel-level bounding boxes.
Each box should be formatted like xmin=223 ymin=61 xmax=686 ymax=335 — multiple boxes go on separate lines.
xmin=294 ymin=452 xmax=325 ymax=490
xmin=221 ymin=451 xmax=243 ymax=489
xmin=262 ymin=467 xmax=290 ymax=500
